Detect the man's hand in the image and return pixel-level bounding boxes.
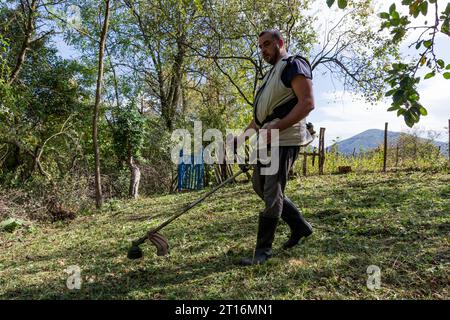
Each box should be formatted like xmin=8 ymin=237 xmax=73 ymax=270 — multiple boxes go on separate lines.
xmin=261 ymin=122 xmax=279 ymax=145
xmin=225 ymin=134 xmax=251 ymax=173
xmin=239 ymin=163 xmax=251 ymax=173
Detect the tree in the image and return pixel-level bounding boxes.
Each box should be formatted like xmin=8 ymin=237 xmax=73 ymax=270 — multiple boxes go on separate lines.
xmin=7 ymin=0 xmax=39 ymax=85
xmin=92 ymin=0 xmax=111 ymax=209
xmin=188 ymin=0 xmax=316 ymax=108
xmin=1 ymin=0 xmax=58 ymax=85
xmin=112 ymin=101 xmax=145 ymax=199
xmin=178 ymin=0 xmax=397 ymax=133
xmin=1 ymin=2 xmax=90 ymax=183
xmin=326 ymin=0 xmax=450 ymax=127
xmin=0 ymin=53 xmax=90 ymax=183
xmin=121 ymin=0 xmax=200 ymax=131
xmin=311 ymin=2 xmax=399 ymax=103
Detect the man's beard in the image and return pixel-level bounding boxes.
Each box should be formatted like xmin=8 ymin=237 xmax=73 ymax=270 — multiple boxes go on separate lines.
xmin=266 ymin=50 xmax=280 ymax=65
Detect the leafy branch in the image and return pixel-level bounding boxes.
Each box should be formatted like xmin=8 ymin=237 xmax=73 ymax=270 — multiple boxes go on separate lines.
xmin=327 ymin=0 xmax=450 ymax=127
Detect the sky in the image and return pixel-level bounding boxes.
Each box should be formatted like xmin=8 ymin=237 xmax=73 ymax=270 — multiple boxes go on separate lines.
xmin=306 ymin=0 xmax=450 ymax=147
xmin=52 ymin=0 xmax=450 ymax=147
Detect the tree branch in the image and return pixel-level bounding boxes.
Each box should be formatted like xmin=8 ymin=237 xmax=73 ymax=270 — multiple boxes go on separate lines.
xmin=213 ymin=58 xmax=253 ymax=107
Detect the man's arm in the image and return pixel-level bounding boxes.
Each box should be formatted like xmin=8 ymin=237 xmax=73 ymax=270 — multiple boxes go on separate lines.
xmin=269 ymin=75 xmax=315 ymax=132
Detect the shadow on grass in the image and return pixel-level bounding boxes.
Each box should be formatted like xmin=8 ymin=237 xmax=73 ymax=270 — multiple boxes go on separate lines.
xmin=2 ymin=215 xmax=447 ymax=299
xmin=0 ymin=243 xmax=257 ymax=299
xmin=2 ymin=172 xmax=448 ymax=299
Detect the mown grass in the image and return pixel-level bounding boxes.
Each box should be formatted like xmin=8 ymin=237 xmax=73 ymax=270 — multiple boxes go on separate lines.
xmin=0 ymin=170 xmax=449 ymax=299
xmin=292 ymin=147 xmax=449 ymax=177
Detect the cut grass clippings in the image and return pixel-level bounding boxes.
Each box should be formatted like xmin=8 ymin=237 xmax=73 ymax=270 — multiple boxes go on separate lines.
xmin=0 ymin=171 xmax=449 ymax=299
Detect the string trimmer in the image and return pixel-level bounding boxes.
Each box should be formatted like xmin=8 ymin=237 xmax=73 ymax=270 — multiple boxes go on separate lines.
xmin=127 ymin=165 xmax=249 ymax=259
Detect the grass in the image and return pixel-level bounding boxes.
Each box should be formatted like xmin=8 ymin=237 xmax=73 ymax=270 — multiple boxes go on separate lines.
xmin=292 ymin=147 xmax=449 ymax=177
xmin=0 ymin=170 xmax=449 ymax=299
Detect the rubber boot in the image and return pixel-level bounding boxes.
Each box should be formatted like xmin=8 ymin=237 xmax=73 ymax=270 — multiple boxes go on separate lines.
xmin=281 ymin=198 xmax=313 ymax=249
xmin=240 ymin=216 xmax=278 ymax=266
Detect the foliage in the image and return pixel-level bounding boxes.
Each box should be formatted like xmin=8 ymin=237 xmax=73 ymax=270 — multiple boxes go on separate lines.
xmin=327 ymin=0 xmax=450 ymax=127
xmin=0 ymin=217 xmax=25 ymax=232
xmin=0 ymin=47 xmax=91 ymax=183
xmin=0 ymin=33 xmax=9 ymax=79
xmin=293 ymin=131 xmax=447 ymax=176
xmin=1 ymin=0 xmax=448 ymax=206
xmin=112 ymin=101 xmax=146 ymax=163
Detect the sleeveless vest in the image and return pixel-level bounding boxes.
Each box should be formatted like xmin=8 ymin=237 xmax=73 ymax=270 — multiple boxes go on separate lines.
xmin=253 ymin=55 xmax=313 ymax=146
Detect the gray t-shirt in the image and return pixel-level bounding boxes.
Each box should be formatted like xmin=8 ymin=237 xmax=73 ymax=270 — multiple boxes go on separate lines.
xmin=281 ymin=56 xmax=313 ymax=87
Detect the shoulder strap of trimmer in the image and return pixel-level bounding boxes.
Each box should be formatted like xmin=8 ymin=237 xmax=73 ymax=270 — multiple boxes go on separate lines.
xmin=255 ymin=55 xmax=313 ymax=128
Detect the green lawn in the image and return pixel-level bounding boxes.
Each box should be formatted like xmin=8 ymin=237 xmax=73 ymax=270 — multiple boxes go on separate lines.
xmin=0 ymin=170 xmax=449 ymax=299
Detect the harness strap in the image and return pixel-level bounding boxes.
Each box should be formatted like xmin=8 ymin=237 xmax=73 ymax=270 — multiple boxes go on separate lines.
xmin=260 ymin=97 xmax=298 ymax=127
xmin=254 ymin=55 xmax=311 ymax=127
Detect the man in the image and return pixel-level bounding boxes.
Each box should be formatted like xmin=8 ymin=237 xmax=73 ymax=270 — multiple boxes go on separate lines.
xmin=235 ymin=29 xmax=315 ymax=266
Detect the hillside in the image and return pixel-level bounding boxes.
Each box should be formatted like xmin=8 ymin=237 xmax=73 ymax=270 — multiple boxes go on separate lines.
xmin=1 ymin=171 xmax=449 ymax=299
xmin=328 ymin=129 xmax=448 ymax=156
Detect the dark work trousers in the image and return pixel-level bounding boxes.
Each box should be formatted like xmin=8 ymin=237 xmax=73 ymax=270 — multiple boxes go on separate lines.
xmin=252 ymin=146 xmax=300 ymax=219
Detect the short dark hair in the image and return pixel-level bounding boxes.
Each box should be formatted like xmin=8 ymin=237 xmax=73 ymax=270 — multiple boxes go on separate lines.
xmin=259 ymin=29 xmax=284 ymax=41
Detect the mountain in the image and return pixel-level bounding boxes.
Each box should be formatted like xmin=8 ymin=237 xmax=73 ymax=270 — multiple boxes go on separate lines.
xmin=327 ymin=129 xmax=448 ymax=156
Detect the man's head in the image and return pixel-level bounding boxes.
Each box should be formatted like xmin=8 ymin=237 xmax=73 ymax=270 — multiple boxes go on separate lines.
xmin=258 ymin=29 xmax=286 ymax=65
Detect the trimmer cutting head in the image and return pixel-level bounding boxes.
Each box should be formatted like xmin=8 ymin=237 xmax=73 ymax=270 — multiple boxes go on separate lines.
xmin=127 ymin=232 xmax=169 ymax=259
xmin=148 ymin=232 xmax=169 ymax=256
xmin=127 ymin=168 xmax=247 ymax=260
xmin=127 ymin=243 xmax=143 ymax=259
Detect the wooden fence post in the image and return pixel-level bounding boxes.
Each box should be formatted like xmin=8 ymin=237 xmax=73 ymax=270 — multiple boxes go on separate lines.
xmin=395 ymin=143 xmax=399 ymax=168
xmin=319 ymin=127 xmax=326 ymax=175
xmin=302 ymin=152 xmax=307 ymax=176
xmin=312 ymin=147 xmax=316 ymax=167
xmin=214 ymin=165 xmax=222 ymax=184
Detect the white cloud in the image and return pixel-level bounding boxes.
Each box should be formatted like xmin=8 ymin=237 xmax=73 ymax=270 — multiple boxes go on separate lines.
xmin=308 ymin=92 xmax=404 ymax=147
xmin=307 ymin=0 xmax=450 ymax=148
xmin=308 ymin=76 xmax=449 ymax=148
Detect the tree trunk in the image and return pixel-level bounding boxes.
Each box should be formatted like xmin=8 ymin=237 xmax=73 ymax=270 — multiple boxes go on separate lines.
xmin=128 ymin=156 xmax=141 ymax=199
xmin=159 ymin=34 xmax=186 ymax=131
xmin=92 ymin=0 xmax=111 ymax=209
xmin=8 ymin=0 xmax=38 ymax=85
